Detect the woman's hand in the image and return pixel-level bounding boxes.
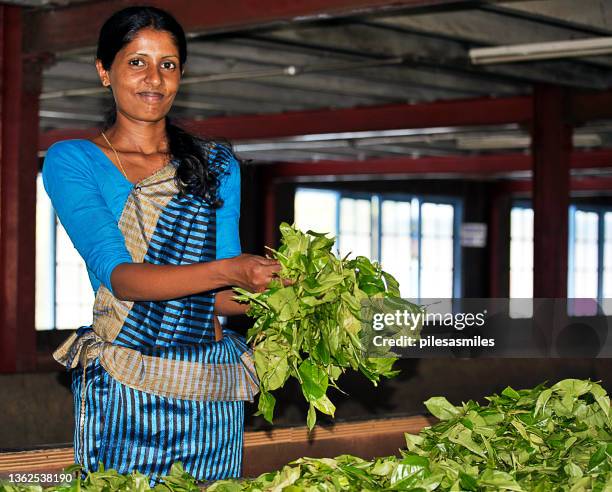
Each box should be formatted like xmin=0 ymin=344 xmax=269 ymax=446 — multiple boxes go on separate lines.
xmin=226 ymin=254 xmax=281 ymax=293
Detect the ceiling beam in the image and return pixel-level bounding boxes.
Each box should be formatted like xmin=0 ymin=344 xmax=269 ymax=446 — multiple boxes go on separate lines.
xmin=39 ymin=96 xmax=533 ymax=149
xmin=262 ymin=149 xmax=612 ymax=178
xmin=499 ymin=177 xmax=612 ymax=194
xmin=265 ymin=153 xmax=531 ymax=177
xmin=24 ymin=0 xmax=468 ymax=54
xmin=572 ymin=90 xmax=612 ymax=123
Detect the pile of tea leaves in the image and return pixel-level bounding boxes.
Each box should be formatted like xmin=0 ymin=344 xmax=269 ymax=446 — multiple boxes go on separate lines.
xmin=208 ymin=379 xmax=611 ymax=491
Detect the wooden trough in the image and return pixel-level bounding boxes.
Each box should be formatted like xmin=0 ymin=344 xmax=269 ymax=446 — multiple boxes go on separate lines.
xmin=0 ymin=415 xmax=432 ymax=480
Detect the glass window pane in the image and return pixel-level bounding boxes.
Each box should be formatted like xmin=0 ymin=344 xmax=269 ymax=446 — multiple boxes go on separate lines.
xmin=571 ymin=210 xmax=599 ymax=300
xmin=509 ymin=207 xmax=534 ymax=318
xmin=294 ymin=188 xmax=338 ymax=238
xmin=36 ymin=174 xmax=54 ymax=331
xmin=55 ymin=219 xmax=94 ymax=329
xmin=603 ymin=212 xmax=612 ymax=314
xmin=339 ymin=197 xmax=371 ymax=259
xmin=381 ymin=200 xmax=413 ymax=297
xmin=420 ymin=202 xmax=454 ymax=298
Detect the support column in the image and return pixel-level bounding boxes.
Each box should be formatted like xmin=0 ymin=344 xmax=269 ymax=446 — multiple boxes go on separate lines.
xmin=531 ymin=85 xmax=572 ymax=298
xmin=264 ymin=180 xmax=277 ymax=249
xmin=0 ymin=6 xmax=44 ymax=372
xmin=489 ymin=186 xmax=511 ymax=298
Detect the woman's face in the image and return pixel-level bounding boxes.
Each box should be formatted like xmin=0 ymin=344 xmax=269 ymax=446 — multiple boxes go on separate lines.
xmin=96 ymin=28 xmax=182 ymax=124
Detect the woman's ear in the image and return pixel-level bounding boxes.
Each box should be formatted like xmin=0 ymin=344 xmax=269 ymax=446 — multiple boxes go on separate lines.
xmin=95 ymin=59 xmax=111 ymax=87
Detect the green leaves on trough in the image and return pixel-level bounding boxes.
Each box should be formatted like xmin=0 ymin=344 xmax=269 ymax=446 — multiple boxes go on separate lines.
xmin=210 ymin=378 xmax=612 ymax=491
xmin=233 ymin=223 xmax=418 ymax=430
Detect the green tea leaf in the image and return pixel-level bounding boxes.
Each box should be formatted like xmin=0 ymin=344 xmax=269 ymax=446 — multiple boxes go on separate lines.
xmin=424 ymin=396 xmax=461 ymax=421
xmin=298 ymin=359 xmax=328 ymax=401
xmin=312 ymin=394 xmax=336 ymax=417
xmin=256 ymin=391 xmax=276 ymax=424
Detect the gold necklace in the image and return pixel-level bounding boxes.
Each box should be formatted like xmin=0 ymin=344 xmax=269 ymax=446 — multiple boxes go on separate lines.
xmin=101 ymin=131 xmax=129 ymax=180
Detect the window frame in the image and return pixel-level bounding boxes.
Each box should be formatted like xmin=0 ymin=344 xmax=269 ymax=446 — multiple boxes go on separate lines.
xmin=568 ymin=203 xmax=609 ymax=306
xmin=295 ymin=187 xmax=463 ymax=299
xmin=510 ymin=199 xmax=612 ymax=312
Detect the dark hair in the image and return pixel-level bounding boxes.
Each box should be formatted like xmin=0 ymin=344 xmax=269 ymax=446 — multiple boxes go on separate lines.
xmin=97 ymin=6 xmax=222 ymax=207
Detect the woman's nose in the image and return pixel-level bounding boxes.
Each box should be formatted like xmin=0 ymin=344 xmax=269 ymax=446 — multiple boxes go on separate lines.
xmin=144 ymin=65 xmax=162 ymax=86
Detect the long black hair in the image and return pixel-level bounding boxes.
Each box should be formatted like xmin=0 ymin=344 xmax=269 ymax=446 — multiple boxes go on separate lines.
xmin=97 ymin=6 xmax=222 ymax=207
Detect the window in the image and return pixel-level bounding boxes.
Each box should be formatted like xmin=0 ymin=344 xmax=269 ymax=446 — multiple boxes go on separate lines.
xmin=381 ymin=199 xmax=416 ymax=297
xmin=294 ymin=189 xmax=337 ymax=238
xmin=294 ymin=188 xmax=460 ymax=298
xmin=36 ymin=174 xmax=55 ymax=330
xmin=569 ymin=209 xmax=599 ymax=299
xmin=339 ymin=197 xmax=372 ymax=259
xmin=36 ymin=174 xmax=94 ymax=330
xmin=509 ymin=206 xmax=534 ymax=299
xmin=54 ymin=221 xmax=94 ymax=329
xmin=509 ymin=206 xmax=534 ymax=318
xmin=420 ymin=203 xmax=455 ymax=298
xmin=604 ymin=213 xmax=612 ymax=312
xmin=509 ymin=203 xmax=612 ymax=315
xmin=568 ymin=206 xmax=611 ymax=315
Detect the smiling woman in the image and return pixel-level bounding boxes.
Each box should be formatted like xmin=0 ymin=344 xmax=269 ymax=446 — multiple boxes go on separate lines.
xmin=41 ymin=6 xmax=280 ymax=485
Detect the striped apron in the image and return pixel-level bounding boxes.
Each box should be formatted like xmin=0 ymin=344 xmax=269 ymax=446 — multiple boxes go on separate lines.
xmin=53 ymin=145 xmax=258 ymax=484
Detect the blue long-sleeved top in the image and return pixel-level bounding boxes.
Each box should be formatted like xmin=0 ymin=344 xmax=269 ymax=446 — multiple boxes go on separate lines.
xmin=42 ymin=139 xmax=241 ymax=297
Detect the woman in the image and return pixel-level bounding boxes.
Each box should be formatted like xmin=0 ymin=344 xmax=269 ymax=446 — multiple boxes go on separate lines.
xmin=42 ymin=6 xmax=278 ymax=483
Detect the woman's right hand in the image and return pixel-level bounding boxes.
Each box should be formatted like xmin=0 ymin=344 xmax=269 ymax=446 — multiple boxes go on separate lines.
xmin=226 ymin=254 xmax=281 ymax=293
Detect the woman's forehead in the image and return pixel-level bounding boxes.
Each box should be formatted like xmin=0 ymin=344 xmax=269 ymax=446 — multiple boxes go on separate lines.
xmin=121 ymin=28 xmax=179 ymax=56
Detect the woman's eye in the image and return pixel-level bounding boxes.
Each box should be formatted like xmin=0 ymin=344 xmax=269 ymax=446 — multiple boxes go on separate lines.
xmin=161 ymin=61 xmax=176 ymax=70
xmin=128 ymin=59 xmax=144 ymax=67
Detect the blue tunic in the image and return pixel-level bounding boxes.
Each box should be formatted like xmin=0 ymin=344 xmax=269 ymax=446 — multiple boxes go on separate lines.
xmin=42 ymin=139 xmax=254 ymax=484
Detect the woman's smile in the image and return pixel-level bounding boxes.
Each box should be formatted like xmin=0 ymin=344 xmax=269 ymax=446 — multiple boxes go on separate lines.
xmin=137 ymin=91 xmax=165 ymax=104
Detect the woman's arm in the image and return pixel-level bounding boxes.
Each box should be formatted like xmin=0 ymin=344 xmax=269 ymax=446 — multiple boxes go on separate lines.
xmin=111 ymin=254 xmax=278 ymax=301
xmin=205 ymin=146 xmax=253 ymax=313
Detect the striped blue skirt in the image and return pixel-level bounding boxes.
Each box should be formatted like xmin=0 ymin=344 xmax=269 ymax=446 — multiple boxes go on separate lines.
xmin=71 ymin=359 xmax=244 ymax=485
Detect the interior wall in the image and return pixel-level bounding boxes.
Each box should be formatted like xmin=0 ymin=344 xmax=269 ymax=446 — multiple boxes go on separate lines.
xmin=0 ymin=371 xmax=73 ymax=450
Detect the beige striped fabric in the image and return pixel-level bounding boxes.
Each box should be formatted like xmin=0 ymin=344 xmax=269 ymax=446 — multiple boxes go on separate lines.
xmin=99 ymin=337 xmax=259 ymax=401
xmin=54 ymin=330 xmax=259 ymax=402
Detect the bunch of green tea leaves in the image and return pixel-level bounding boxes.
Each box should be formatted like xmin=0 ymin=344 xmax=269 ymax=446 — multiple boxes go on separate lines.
xmin=233 ymin=223 xmax=422 ymax=429
xmin=0 ymin=463 xmax=200 ymax=492
xmin=207 ymin=379 xmax=612 ymax=492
